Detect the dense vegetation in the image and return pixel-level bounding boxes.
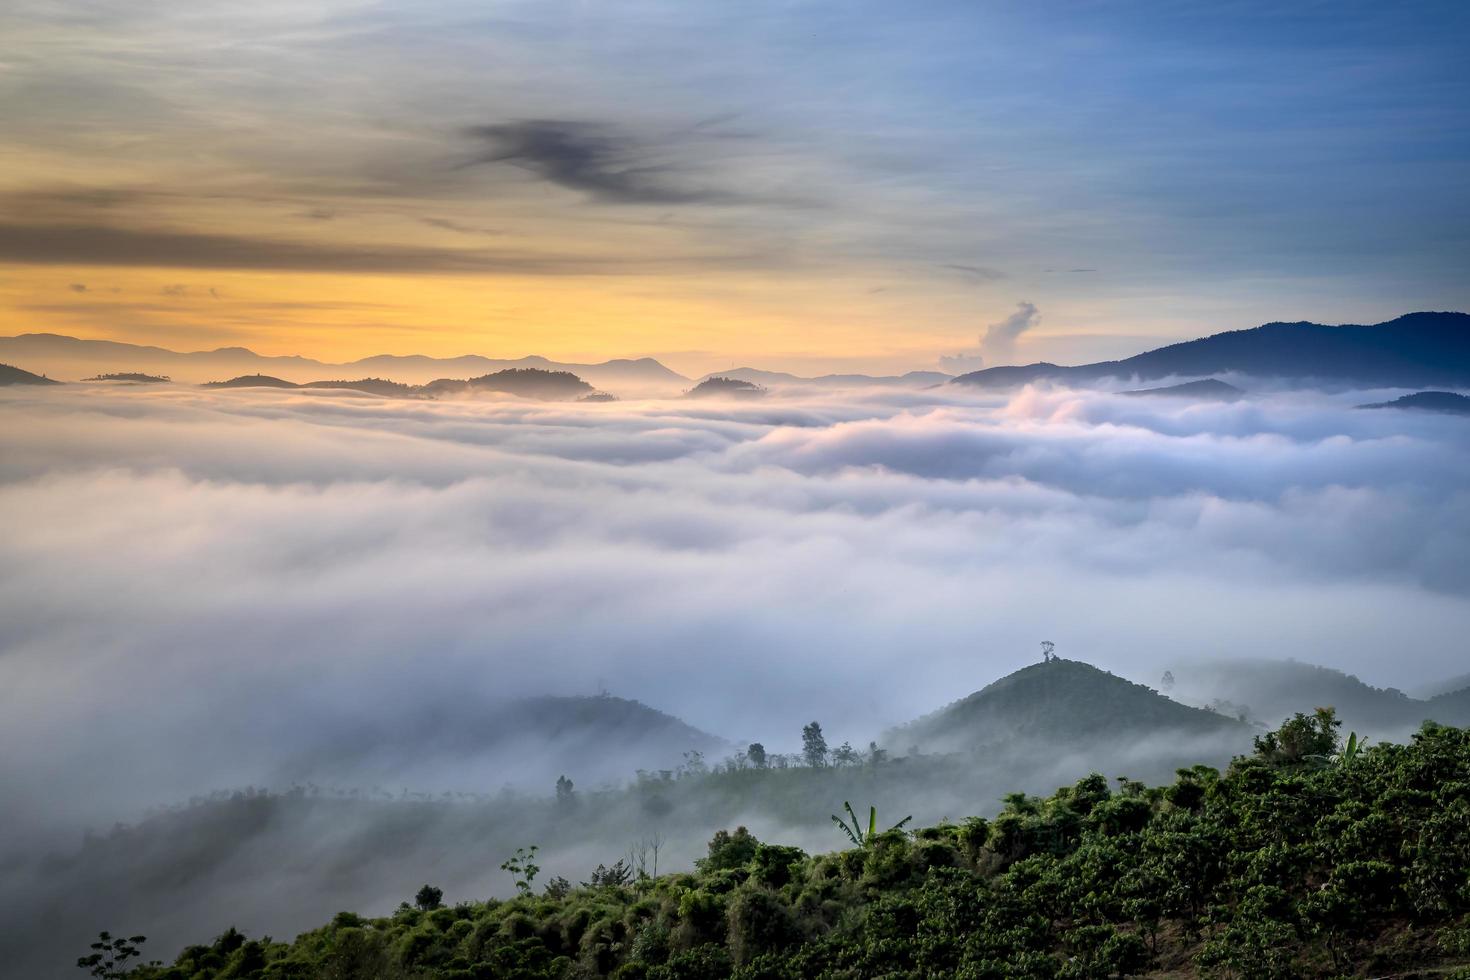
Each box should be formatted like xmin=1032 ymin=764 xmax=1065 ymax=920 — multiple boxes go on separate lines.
xmin=105 ymin=712 xmax=1470 ymax=979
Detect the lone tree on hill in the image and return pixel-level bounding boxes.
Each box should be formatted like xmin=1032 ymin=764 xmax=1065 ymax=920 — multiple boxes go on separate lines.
xmin=1040 ymin=640 xmax=1056 ymax=663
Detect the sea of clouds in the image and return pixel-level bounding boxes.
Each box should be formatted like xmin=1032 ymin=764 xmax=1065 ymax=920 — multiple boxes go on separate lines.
xmin=2 ymin=381 xmax=1468 ymax=843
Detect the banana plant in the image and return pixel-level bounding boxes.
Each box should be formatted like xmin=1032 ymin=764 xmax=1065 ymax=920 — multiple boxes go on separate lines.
xmin=831 ymin=801 xmax=912 ymax=847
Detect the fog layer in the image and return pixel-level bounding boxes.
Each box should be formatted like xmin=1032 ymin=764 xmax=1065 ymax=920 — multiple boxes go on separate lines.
xmin=2 ymin=382 xmax=1468 ymax=838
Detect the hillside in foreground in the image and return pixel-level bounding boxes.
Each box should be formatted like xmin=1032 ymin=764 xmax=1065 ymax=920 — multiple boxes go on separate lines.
xmin=102 ymin=715 xmax=1470 ymax=979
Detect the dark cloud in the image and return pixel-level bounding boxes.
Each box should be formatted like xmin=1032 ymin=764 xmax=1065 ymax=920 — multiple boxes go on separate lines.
xmin=421 ymin=216 xmax=505 ymax=236
xmin=0 ymin=222 xmax=741 ymax=275
xmin=464 ymin=119 xmax=738 ymax=205
xmin=941 ymin=263 xmax=1005 ymax=282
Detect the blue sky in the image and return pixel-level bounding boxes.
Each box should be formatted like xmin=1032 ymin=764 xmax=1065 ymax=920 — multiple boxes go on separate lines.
xmin=0 ymin=0 xmax=1465 ymax=370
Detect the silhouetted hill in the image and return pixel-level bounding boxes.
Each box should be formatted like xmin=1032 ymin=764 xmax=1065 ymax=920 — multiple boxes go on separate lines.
xmin=0 ymin=362 xmax=61 ymax=385
xmin=1358 ymin=390 xmax=1470 ymax=414
xmin=1122 ymin=378 xmax=1243 ymax=400
xmin=202 ymin=375 xmax=299 ymax=389
xmin=300 ymin=378 xmax=415 ymax=397
xmin=686 ymin=376 xmax=764 ymax=398
xmin=1166 ymin=658 xmax=1468 ymax=738
xmin=890 ymin=659 xmax=1247 ymax=754
xmin=420 ymin=368 xmax=593 ymax=400
xmin=82 ymin=372 xmax=170 ymax=383
xmin=0 ymin=333 xmax=687 ymax=390
xmin=953 ymin=311 xmax=1470 ymax=389
xmin=699 ymin=367 xmax=952 ymax=388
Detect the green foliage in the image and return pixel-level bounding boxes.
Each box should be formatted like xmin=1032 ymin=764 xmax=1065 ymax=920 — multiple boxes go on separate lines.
xmin=116 ymin=717 xmax=1470 ymax=980
xmin=501 ymin=845 xmax=541 ymax=894
xmin=77 ymin=932 xmax=148 ymax=979
xmin=830 ymin=801 xmax=913 ymax=847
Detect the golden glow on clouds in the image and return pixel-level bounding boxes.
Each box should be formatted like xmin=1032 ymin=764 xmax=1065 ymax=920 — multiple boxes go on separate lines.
xmin=2 ymin=0 xmax=1456 ymax=374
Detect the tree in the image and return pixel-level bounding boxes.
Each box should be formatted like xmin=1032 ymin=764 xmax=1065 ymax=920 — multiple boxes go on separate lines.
xmin=1161 ymin=669 xmax=1175 ymax=692
xmin=830 ymin=802 xmax=912 ymax=847
xmin=802 ymin=721 xmax=828 ymax=768
xmin=77 ymin=932 xmax=146 ymax=979
xmin=1041 ymin=640 xmax=1056 ymax=663
xmin=746 ymin=742 xmax=767 ymax=769
xmin=414 ymin=884 xmax=443 ymax=911
xmin=555 ymin=774 xmax=576 ymax=805
xmin=1253 ymin=706 xmax=1341 ymax=765
xmin=832 ymin=741 xmax=859 ymax=767
xmin=500 ymin=845 xmax=540 ymax=894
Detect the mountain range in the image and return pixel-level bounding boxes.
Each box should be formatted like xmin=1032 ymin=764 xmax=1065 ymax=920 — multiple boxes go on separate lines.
xmin=5 ymin=311 xmax=1469 ymax=398
xmin=0 ymin=334 xmax=688 ymax=393
xmin=953 ymin=311 xmax=1470 ymax=389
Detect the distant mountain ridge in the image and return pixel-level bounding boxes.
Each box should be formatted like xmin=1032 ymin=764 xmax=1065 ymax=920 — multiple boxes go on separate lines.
xmin=201 ymin=368 xmax=596 ymax=400
xmin=1358 ymin=390 xmax=1470 ymax=415
xmin=698 ymin=367 xmax=952 ymax=388
xmin=0 ymin=333 xmax=689 ymax=391
xmin=953 ymin=311 xmax=1470 ymax=389
xmin=1167 ymin=658 xmax=1470 ymax=740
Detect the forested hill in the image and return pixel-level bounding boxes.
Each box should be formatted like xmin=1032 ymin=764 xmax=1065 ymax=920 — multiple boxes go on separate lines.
xmin=890 ymin=658 xmax=1247 ymax=754
xmin=105 ymin=717 xmax=1470 ymax=979
xmin=1168 ymin=658 xmax=1470 ymax=740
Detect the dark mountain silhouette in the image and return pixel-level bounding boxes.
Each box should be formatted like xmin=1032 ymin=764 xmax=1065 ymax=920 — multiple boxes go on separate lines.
xmin=300 ymin=378 xmax=415 ymax=397
xmin=888 ymin=658 xmax=1247 ymax=755
xmin=953 ymin=311 xmax=1470 ymax=389
xmin=1166 ymin=658 xmax=1469 ymax=739
xmin=420 ymin=368 xmax=593 ymax=400
xmin=699 ymin=367 xmax=951 ymax=388
xmin=1358 ymin=390 xmax=1470 ymax=415
xmin=0 ymin=333 xmax=688 ymax=391
xmin=686 ymin=375 xmax=765 ymax=398
xmin=0 ymin=362 xmax=61 ymax=385
xmin=202 ymin=374 xmax=299 ymax=389
xmin=201 ymin=369 xmax=594 ymax=400
xmin=1122 ymin=378 xmax=1243 ymax=400
xmin=82 ymin=372 xmax=170 ymax=383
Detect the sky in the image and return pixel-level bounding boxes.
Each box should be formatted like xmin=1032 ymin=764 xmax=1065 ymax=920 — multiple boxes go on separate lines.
xmin=1 ymin=1 xmax=1467 ymax=375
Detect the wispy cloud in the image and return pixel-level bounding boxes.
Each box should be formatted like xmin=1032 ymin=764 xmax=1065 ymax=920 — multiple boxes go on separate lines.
xmin=463 ymin=119 xmax=745 ymax=206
